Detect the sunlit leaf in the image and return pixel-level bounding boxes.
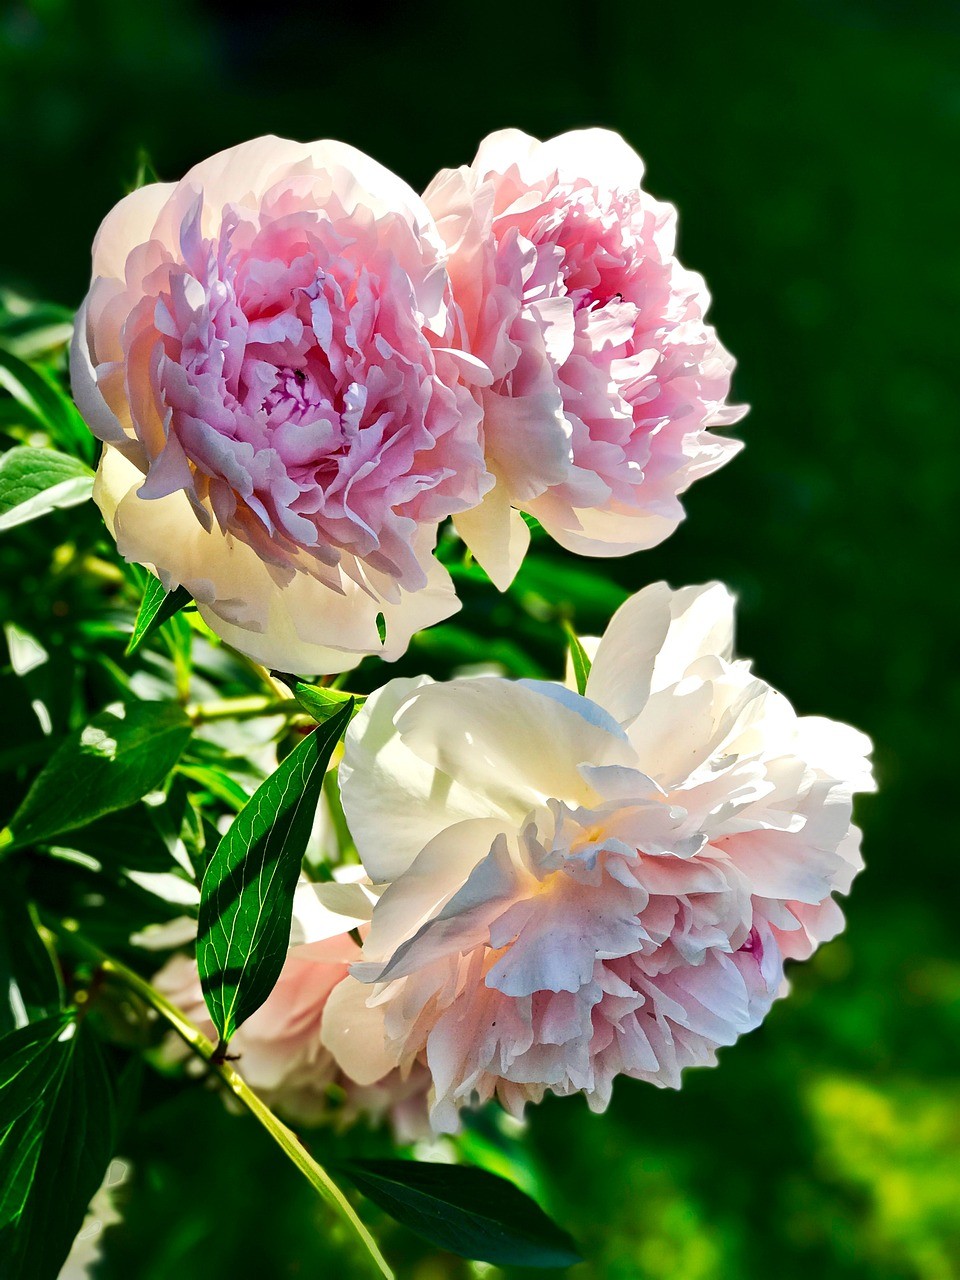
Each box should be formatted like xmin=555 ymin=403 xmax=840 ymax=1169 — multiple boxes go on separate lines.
xmin=197 ymin=700 xmax=353 ymax=1043
xmin=0 ymin=291 xmax=74 ymax=362
xmin=126 ymin=574 xmax=193 ymax=657
xmin=339 ymin=1159 xmax=582 ymax=1269
xmin=287 ymin=679 xmax=362 ymax=724
xmin=0 ymin=702 xmax=192 ymax=855
xmin=563 ymin=622 xmax=593 ymax=696
xmin=177 ymin=763 xmax=251 ymax=813
xmin=0 ymin=348 xmax=94 ymax=463
xmin=0 ymin=446 xmax=93 ymax=532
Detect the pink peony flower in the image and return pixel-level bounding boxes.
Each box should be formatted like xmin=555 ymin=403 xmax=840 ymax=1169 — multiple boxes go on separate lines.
xmin=154 ymin=879 xmax=429 ymax=1139
xmin=72 ymin=136 xmax=493 ymax=673
xmin=424 ymin=130 xmax=746 ymax=587
xmin=324 ymin=583 xmax=874 ymax=1132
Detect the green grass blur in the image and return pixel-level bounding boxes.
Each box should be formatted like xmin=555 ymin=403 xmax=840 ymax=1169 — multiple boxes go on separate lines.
xmin=2 ymin=1 xmax=958 ymax=1276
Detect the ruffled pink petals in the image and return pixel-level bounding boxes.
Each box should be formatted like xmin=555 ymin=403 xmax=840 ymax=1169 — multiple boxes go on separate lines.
xmin=73 ymin=136 xmax=495 ymax=673
xmin=424 ymin=130 xmax=746 ymax=580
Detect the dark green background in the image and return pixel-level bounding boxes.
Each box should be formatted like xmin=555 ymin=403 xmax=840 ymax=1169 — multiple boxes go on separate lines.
xmin=2 ymin=1 xmax=957 ymax=1276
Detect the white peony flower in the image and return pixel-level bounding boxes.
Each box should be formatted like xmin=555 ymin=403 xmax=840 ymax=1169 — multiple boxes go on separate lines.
xmin=322 ymin=582 xmax=874 ymax=1132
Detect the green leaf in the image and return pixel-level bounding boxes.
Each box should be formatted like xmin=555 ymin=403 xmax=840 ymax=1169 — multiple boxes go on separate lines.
xmin=0 ymin=875 xmax=61 ymax=1036
xmin=0 ymin=291 xmax=74 ymax=361
xmin=339 ymin=1159 xmax=582 ymax=1269
xmin=1 ymin=702 xmax=193 ymax=854
xmin=0 ymin=348 xmax=94 ymax=463
xmin=0 ymin=1014 xmax=116 ymax=1280
xmin=177 ymin=762 xmax=251 ymax=812
xmin=563 ymin=622 xmax=593 ymax=697
xmin=196 ymin=699 xmax=354 ymax=1043
xmin=519 ymin=511 xmax=546 ymax=539
xmin=129 ymin=146 xmax=160 ymax=192
xmin=513 ymin=556 xmax=629 ymax=622
xmin=0 ymin=446 xmax=94 ymax=532
xmin=126 ymin=574 xmax=194 ymax=656
xmin=44 ymin=802 xmax=179 ymax=874
xmin=289 ymin=680 xmax=362 ymax=724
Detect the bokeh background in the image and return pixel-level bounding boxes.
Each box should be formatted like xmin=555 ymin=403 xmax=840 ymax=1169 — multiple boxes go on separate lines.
xmin=2 ymin=1 xmax=958 ymax=1277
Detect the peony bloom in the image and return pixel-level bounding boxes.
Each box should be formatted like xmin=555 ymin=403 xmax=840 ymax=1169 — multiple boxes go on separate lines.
xmin=72 ymin=136 xmax=493 ymax=673
xmin=424 ymin=130 xmax=745 ymax=587
xmin=324 ymin=583 xmax=874 ymax=1132
xmin=154 ymin=879 xmax=429 ymax=1138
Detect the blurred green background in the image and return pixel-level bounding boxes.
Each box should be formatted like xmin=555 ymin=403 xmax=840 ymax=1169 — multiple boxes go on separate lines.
xmin=2 ymin=0 xmax=958 ymax=1276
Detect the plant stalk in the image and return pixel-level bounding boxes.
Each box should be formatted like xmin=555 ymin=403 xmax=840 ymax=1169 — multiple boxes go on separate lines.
xmin=186 ymin=694 xmax=303 ymax=725
xmin=54 ymin=920 xmax=394 ymax=1280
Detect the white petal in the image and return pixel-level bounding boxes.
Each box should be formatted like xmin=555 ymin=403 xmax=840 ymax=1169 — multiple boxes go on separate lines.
xmin=536 ymin=129 xmax=648 ymax=189
xmin=395 ymin=677 xmax=638 ymax=818
xmin=320 ymin=976 xmax=398 ymax=1086
xmin=586 ymin=582 xmax=736 ymax=730
xmin=341 ymin=677 xmax=514 ymax=882
xmin=363 ymin=819 xmax=514 ymax=971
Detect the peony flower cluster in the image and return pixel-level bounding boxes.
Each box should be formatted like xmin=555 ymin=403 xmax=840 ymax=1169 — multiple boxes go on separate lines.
xmin=321 ymin=583 xmax=874 ymax=1131
xmin=70 ymin=129 xmax=872 ymax=1142
xmin=74 ymin=130 xmax=743 ymax=671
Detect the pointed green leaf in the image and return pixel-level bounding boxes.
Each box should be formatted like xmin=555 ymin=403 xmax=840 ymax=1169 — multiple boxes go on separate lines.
xmin=0 ymin=875 xmax=62 ymax=1036
xmin=0 ymin=348 xmax=94 ymax=462
xmin=0 ymin=1014 xmax=116 ymax=1280
xmin=129 ymin=146 xmax=160 ymax=192
xmin=290 ymin=680 xmax=363 ymax=724
xmin=126 ymin=574 xmax=193 ymax=656
xmin=563 ymin=621 xmax=593 ymax=697
xmin=197 ymin=699 xmax=353 ymax=1043
xmin=0 ymin=446 xmax=94 ymax=532
xmin=0 ymin=291 xmax=74 ymax=361
xmin=1 ymin=702 xmax=192 ymax=854
xmin=339 ymin=1159 xmax=582 ymax=1269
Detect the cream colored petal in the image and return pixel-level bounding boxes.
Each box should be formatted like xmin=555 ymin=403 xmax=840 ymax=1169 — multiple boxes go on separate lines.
xmin=90 ymin=181 xmax=176 ymax=280
xmin=69 ymin=301 xmax=142 ymax=454
xmin=453 ymin=482 xmax=530 ymax=591
xmin=320 ymin=976 xmax=398 ymax=1086
xmin=97 ymin=447 xmax=457 ymax=675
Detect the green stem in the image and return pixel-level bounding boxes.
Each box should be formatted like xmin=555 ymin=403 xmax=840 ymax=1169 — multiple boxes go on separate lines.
xmin=55 ymin=921 xmax=394 ymax=1280
xmin=186 ymin=695 xmax=303 ymax=725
